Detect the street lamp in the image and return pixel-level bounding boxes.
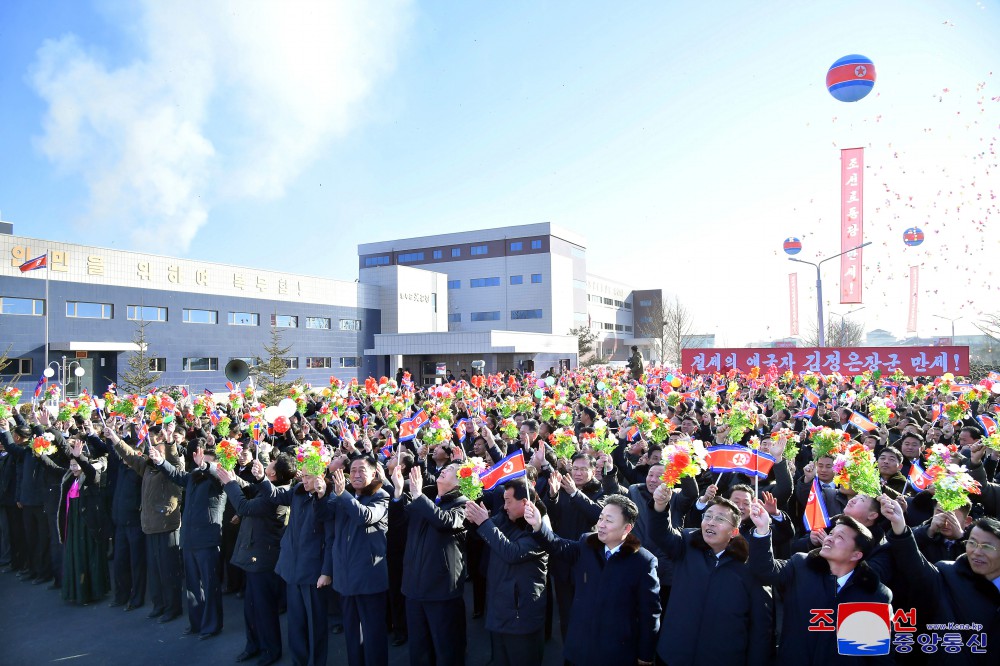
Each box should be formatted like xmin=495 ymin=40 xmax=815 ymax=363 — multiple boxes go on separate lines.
xmin=932 ymin=314 xmax=963 ymax=340
xmin=788 ymin=241 xmax=872 ymax=347
xmin=42 ymin=356 xmax=86 ymax=399
xmin=829 ymin=306 xmax=866 ymax=346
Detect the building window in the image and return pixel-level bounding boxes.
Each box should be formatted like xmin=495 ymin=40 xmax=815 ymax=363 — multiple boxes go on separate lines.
xmin=510 ymin=241 xmax=523 ymax=252
xmin=282 ymin=357 xmax=299 ymax=369
xmin=0 ymin=358 xmax=32 ymax=375
xmin=398 ymin=252 xmax=425 ymax=263
xmin=573 ymin=279 xmax=587 ymax=290
xmin=127 ymin=305 xmax=167 ymax=322
xmin=432 ymin=293 xmax=437 ymax=313
xmin=510 ymin=275 xmax=523 ymax=285
xmin=625 ymin=325 xmax=633 ymax=332
xmin=339 ymin=319 xmax=362 ymax=331
xmin=531 ymin=239 xmax=542 ymax=250
xmin=615 ymin=324 xmax=624 ymax=332
xmin=306 ymin=357 xmax=332 ymax=369
xmin=603 ymin=297 xmax=614 ymax=305
xmin=0 ymin=297 xmax=45 ymax=316
xmin=604 ymin=323 xmax=614 ymax=330
xmin=511 ymin=309 xmax=543 ymax=320
xmin=471 ymin=311 xmax=501 ymax=322
xmin=148 ymin=358 xmax=166 ymax=372
xmin=447 ymin=280 xmax=461 ymax=289
xmin=531 ymin=273 xmax=543 ymax=284
xmin=624 ymin=301 xmax=632 ymax=310
xmin=273 ymin=315 xmax=298 ymax=328
xmin=66 ymin=301 xmax=113 ymax=319
xmin=183 ymin=308 xmax=218 ymax=324
xmin=228 ymin=312 xmax=259 ymax=326
xmin=451 ymin=248 xmax=461 ymax=257
xmin=639 ymin=299 xmax=652 ymax=307
xmin=183 ymin=357 xmax=218 ymax=372
xmin=639 ymin=316 xmax=653 ymax=324
xmin=469 ymin=277 xmax=500 ymax=288
xmin=306 ymin=317 xmax=331 ymax=330
xmin=448 ymin=313 xmax=461 ymax=323
xmin=433 ymin=250 xmax=443 ymax=260
xmin=470 ymin=245 xmax=488 ymax=256
xmin=614 ymin=300 xmax=623 ymax=307
xmin=340 ymin=357 xmax=361 ymax=368
xmin=229 ymin=357 xmax=258 ymax=368
xmin=364 ymin=255 xmax=390 ymax=267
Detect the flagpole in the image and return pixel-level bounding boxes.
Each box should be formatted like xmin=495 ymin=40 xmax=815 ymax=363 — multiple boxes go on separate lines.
xmin=44 ymin=250 xmax=50 ymax=375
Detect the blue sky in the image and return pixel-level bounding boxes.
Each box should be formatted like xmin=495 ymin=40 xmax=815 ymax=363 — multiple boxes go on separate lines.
xmin=1 ymin=0 xmax=997 ymax=346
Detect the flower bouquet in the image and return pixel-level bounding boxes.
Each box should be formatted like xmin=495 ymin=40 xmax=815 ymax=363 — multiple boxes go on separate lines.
xmin=46 ymin=384 xmax=61 ymax=402
xmin=421 ymin=418 xmax=453 ymax=447
xmin=295 ymin=440 xmax=332 ymax=477
xmin=810 ymin=427 xmax=850 ymax=461
xmin=771 ymin=428 xmax=800 ymax=460
xmin=702 ymin=392 xmax=718 ymax=411
xmin=982 ymin=433 xmax=1000 ymax=452
xmin=3 ymin=387 xmax=22 ymax=408
xmin=723 ymin=402 xmax=758 ymax=444
xmin=457 ymin=457 xmax=487 ymax=501
xmin=631 ymin=410 xmax=655 ymax=434
xmin=832 ymin=442 xmax=882 ymax=498
xmin=216 ymin=439 xmax=243 ymax=472
xmin=498 ymin=417 xmax=519 ymax=440
xmin=56 ymin=402 xmax=75 ymax=422
xmin=215 ymin=416 xmax=232 ymax=438
xmin=549 ymin=428 xmax=579 ymax=461
xmin=32 ymin=433 xmax=56 ymax=456
xmin=943 ymin=400 xmax=970 ymax=423
xmin=867 ymin=396 xmax=893 ymax=425
xmin=659 ymin=440 xmax=708 ymax=487
xmin=922 ymin=444 xmax=982 ymax=511
xmin=802 ymin=373 xmax=821 ymax=391
xmin=664 ymin=391 xmax=682 ymax=408
xmin=649 ymin=417 xmax=675 ymax=444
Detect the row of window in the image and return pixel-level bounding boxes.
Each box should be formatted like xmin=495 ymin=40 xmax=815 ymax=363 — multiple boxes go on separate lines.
xmin=448 ymin=274 xmax=543 ymax=290
xmin=586 ymin=294 xmax=632 ymax=309
xmin=1 ymin=298 xmax=362 ymax=331
xmin=594 ymin=322 xmax=634 ymax=332
xmin=364 ymin=239 xmax=545 ymax=267
xmin=448 ymin=309 xmax=545 ymax=323
xmin=0 ymin=355 xmax=364 ymax=376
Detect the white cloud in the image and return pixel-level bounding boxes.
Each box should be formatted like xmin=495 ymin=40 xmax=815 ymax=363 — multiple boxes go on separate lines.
xmin=30 ymin=0 xmax=411 ymax=249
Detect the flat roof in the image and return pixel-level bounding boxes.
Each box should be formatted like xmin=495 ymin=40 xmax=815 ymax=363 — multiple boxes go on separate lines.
xmin=357 ymin=222 xmax=586 ymax=255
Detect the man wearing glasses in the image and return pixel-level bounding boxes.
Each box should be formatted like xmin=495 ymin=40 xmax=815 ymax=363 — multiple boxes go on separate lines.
xmin=881 ymin=494 xmax=1000 ymax=659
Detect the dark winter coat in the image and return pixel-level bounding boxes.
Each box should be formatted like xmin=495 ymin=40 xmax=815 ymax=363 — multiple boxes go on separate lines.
xmin=476 ymin=511 xmax=548 ymax=635
xmin=649 ymin=506 xmax=773 ymax=666
xmin=533 ymin=527 xmax=660 ymax=666
xmin=112 ymin=438 xmax=184 ymax=535
xmin=887 ymin=527 xmax=999 ymax=666
xmin=159 ymin=460 xmax=225 ymax=549
xmin=266 ymin=480 xmax=335 ymax=586
xmin=318 ymin=484 xmax=390 ymax=596
xmin=223 ymin=479 xmax=288 ymax=573
xmin=747 ymin=531 xmax=893 ymax=666
xmin=400 ymin=489 xmax=468 ymax=601
xmin=56 ymin=454 xmax=110 ymax=544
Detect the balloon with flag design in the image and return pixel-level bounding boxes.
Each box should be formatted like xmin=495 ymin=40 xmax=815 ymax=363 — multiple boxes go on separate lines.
xmin=826 ymin=54 xmax=876 ymax=102
xmin=903 ymin=227 xmax=924 ymax=247
xmin=782 ymin=237 xmax=802 ymax=255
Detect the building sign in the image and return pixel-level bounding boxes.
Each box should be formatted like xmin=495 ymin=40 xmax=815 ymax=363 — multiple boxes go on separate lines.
xmin=840 ymin=148 xmax=864 ymax=304
xmin=681 ymin=346 xmax=970 ymax=376
xmin=399 ymin=292 xmax=431 ymax=303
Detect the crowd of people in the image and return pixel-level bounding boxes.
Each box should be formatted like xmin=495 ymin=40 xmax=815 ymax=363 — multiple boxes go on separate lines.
xmin=1 ymin=357 xmax=999 ymax=666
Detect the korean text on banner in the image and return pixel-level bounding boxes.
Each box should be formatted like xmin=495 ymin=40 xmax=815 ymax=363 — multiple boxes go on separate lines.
xmin=789 ymin=273 xmax=799 ymax=336
xmin=840 ymin=148 xmax=864 ymax=304
xmin=681 ymin=346 xmax=970 ymax=377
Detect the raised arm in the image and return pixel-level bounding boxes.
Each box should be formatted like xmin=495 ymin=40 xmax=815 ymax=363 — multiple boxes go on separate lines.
xmin=523 ymin=500 xmax=581 ymax=564
xmin=476 ymin=516 xmax=547 ymax=565
xmin=648 ymin=484 xmax=687 ymax=560
xmin=745 ymin=499 xmax=795 ymax=588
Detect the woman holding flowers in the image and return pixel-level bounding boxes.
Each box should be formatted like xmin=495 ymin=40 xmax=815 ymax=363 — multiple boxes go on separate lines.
xmin=56 ymin=437 xmax=110 ymax=605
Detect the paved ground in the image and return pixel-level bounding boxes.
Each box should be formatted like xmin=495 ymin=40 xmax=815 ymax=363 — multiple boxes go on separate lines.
xmin=0 ymin=570 xmax=565 ymax=665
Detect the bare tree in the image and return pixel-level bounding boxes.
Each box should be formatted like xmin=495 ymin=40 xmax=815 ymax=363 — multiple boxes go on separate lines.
xmin=977 ymin=312 xmax=1000 ymax=342
xmin=635 ymin=299 xmax=667 ymax=363
xmin=636 ymin=296 xmax=695 ymax=366
xmin=803 ymin=318 xmax=865 ymax=347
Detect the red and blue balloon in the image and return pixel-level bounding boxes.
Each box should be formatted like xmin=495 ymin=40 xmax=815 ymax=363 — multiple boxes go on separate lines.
xmin=783 ymin=237 xmax=802 ymax=255
xmin=827 ymin=55 xmax=876 ymax=102
xmin=903 ymin=227 xmax=924 ymax=247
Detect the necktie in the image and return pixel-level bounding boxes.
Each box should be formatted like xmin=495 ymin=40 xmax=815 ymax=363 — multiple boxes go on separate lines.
xmin=605 ymin=549 xmax=612 ymax=561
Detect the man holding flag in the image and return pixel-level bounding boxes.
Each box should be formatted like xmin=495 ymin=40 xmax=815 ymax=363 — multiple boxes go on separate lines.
xmin=464 ymin=479 xmax=548 ymax=666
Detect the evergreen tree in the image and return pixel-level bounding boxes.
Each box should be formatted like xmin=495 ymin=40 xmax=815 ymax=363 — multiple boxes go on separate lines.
xmin=120 ymin=319 xmax=160 ymax=394
xmin=256 ymin=322 xmax=297 ymax=405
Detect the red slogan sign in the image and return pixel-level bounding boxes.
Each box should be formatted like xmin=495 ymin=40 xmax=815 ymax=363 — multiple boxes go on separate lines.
xmin=681 ymin=346 xmax=969 ymax=377
xmin=840 ymin=148 xmax=864 ymax=304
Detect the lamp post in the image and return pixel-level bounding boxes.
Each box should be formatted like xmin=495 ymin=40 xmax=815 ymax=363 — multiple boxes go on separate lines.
xmin=788 ymin=241 xmax=872 ymax=347
xmin=43 ymin=356 xmax=85 ymax=399
xmin=829 ymin=306 xmax=866 ymax=347
xmin=932 ymin=314 xmax=963 ymax=341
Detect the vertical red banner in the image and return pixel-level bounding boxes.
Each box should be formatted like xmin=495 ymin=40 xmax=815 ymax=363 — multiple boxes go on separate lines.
xmin=789 ymin=273 xmax=799 ymax=336
xmin=907 ymin=266 xmax=919 ymax=332
xmin=840 ymin=147 xmax=864 ymax=304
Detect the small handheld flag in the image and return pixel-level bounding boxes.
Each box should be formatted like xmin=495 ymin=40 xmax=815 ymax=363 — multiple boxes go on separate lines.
xmin=802 ymin=478 xmax=831 ymax=532
xmin=33 ymin=374 xmax=47 ymax=400
xmin=705 ymin=445 xmax=776 ymax=479
xmin=849 ymin=411 xmax=878 ymax=433
xmin=479 ymin=451 xmax=527 ymax=491
xmin=792 ymin=406 xmax=816 ymax=420
xmin=907 ymin=460 xmax=934 ymax=492
xmin=976 ymin=414 xmax=997 ymax=437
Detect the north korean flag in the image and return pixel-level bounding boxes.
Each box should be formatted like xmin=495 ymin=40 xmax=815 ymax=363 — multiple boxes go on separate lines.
xmin=455 ymin=418 xmax=471 ymax=443
xmin=792 ymin=406 xmax=816 ymax=420
xmin=398 ymin=409 xmax=428 ymax=442
xmin=209 ymin=409 xmax=222 ymax=426
xmin=803 ymin=387 xmax=821 ymax=406
xmin=379 ymin=442 xmax=394 ymax=458
xmin=907 ymin=460 xmax=934 ymax=492
xmin=976 ymin=414 xmax=997 ymax=437
xmin=136 ymin=422 xmax=149 ymax=446
xmin=802 ymin=478 xmax=831 ymax=532
xmin=33 ymin=374 xmax=47 ymax=399
xmin=849 ymin=411 xmax=877 ymax=433
xmin=705 ymin=445 xmax=775 ymax=479
xmin=480 ymin=451 xmax=526 ymax=491
xmin=930 ymin=403 xmax=944 ymax=422
xmin=18 ymin=253 xmax=47 ymax=272
xmin=624 ymin=425 xmax=641 ymax=443
xmin=160 ymin=395 xmax=176 ymax=414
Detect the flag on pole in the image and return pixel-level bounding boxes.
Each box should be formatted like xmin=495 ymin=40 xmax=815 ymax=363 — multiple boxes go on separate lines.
xmin=136 ymin=422 xmax=149 ymax=446
xmin=455 ymin=418 xmax=471 ymax=443
xmin=976 ymin=414 xmax=997 ymax=436
xmin=479 ymin=451 xmax=527 ymax=491
xmin=930 ymin=403 xmax=944 ymax=422
xmin=19 ymin=254 xmax=48 ymax=272
xmin=33 ymin=374 xmax=47 ymax=399
xmin=849 ymin=411 xmax=878 ymax=433
xmin=705 ymin=445 xmax=775 ymax=479
xmin=802 ymin=478 xmax=831 ymax=532
xmin=802 ymin=387 xmax=821 ymax=406
xmin=792 ymin=406 xmax=816 ymax=420
xmin=398 ymin=409 xmax=429 ymax=442
xmin=907 ymin=460 xmax=934 ymax=492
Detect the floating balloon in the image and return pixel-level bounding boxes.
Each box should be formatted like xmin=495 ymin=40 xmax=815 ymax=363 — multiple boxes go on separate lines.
xmin=273 ymin=415 xmax=291 ymax=434
xmin=670 ymin=378 xmax=681 ymax=388
xmin=534 ymin=389 xmax=545 ymax=399
xmin=827 ymin=55 xmax=876 ymax=102
xmin=278 ymin=398 xmax=297 ymax=417
xmin=782 ymin=237 xmax=802 ymax=255
xmin=596 ymin=381 xmax=606 ymax=391
xmin=903 ymin=227 xmax=924 ymax=247
xmin=545 ymin=376 xmax=556 ymax=386
xmin=263 ymin=406 xmax=282 ymax=423
xmin=536 ymin=379 xmax=546 ymax=389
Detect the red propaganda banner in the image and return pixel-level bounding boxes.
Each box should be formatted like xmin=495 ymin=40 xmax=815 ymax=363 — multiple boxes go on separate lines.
xmin=906 ymin=266 xmax=919 ymax=332
xmin=789 ymin=273 xmax=799 ymax=336
xmin=840 ymin=147 xmax=864 ymax=304
xmin=681 ymin=346 xmax=970 ymax=377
